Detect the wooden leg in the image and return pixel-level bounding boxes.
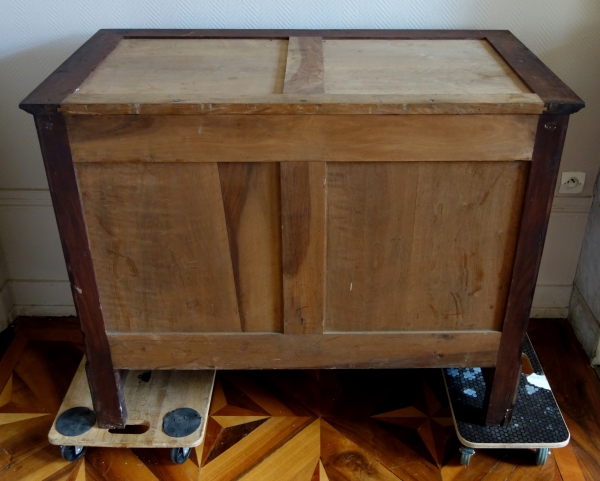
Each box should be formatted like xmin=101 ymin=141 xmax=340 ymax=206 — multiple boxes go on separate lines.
xmin=484 ymin=114 xmax=569 ymax=425
xmin=34 ymin=114 xmax=127 ymax=428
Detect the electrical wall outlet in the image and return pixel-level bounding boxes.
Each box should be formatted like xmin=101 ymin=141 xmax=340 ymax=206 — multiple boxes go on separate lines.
xmin=559 ymin=172 xmax=586 ymax=194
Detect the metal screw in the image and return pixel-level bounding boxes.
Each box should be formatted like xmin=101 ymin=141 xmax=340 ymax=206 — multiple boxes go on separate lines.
xmin=544 ymin=123 xmax=557 ymax=131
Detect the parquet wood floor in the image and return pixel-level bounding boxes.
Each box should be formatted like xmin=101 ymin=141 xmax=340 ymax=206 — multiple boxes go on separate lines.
xmin=0 ymin=318 xmax=594 ymax=480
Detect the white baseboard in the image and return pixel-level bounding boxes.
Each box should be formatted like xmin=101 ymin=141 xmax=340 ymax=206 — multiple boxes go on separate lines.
xmin=9 ymin=305 xmax=76 ymax=318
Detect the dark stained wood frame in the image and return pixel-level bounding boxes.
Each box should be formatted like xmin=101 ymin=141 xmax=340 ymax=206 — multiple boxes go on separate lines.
xmin=20 ymin=30 xmax=583 ymax=427
xmin=33 ymin=114 xmax=127 ymax=429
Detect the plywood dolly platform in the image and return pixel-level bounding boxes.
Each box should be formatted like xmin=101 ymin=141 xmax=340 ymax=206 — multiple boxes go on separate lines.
xmin=444 ymin=335 xmax=569 ymax=467
xmin=49 ymin=358 xmax=215 ymax=464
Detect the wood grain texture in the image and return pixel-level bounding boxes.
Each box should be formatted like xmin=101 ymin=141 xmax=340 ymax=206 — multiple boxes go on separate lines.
xmin=66 ymin=114 xmax=538 ymax=163
xmin=197 ymin=417 xmax=313 ymax=481
xmin=325 ymin=161 xmax=528 ymax=332
xmin=106 ymin=331 xmax=502 ymax=370
xmin=485 ymin=115 xmax=570 ymax=426
xmin=70 ymin=39 xmax=288 ymax=99
xmin=3 ymin=319 xmax=595 ymax=481
xmin=75 ymin=162 xmax=241 ymax=333
xmin=21 ymin=30 xmax=582 ymax=116
xmin=281 ymin=162 xmax=326 ymax=334
xmin=49 ymin=358 xmax=215 ymax=448
xmin=283 ymin=37 xmax=324 ymax=94
xmin=34 ymin=114 xmax=126 ymax=429
xmin=62 ymin=92 xmax=544 ymax=115
xmin=218 ymin=163 xmax=283 ymax=333
xmin=486 ymin=31 xmax=585 ymax=114
xmin=19 ymin=30 xmax=123 ymax=115
xmin=323 ymin=39 xmax=530 ymax=96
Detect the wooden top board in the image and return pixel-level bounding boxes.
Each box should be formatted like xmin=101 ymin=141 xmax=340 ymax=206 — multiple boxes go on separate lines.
xmin=20 ymin=30 xmax=584 ymax=116
xmin=60 ymin=37 xmax=545 ymax=115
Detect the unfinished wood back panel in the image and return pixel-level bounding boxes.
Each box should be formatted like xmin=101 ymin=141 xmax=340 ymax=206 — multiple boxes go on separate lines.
xmin=322 ymin=39 xmax=531 ymax=95
xmin=325 ymin=161 xmax=529 ymax=332
xmin=218 ymin=163 xmax=283 ymax=332
xmin=66 ymin=114 xmax=538 ymax=163
xmin=76 ymin=162 xmax=283 ymax=334
xmin=73 ymin=39 xmax=289 ymax=97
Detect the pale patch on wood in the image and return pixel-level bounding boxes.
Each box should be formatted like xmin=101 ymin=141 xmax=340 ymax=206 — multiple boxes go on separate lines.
xmin=69 ymin=39 xmax=288 ymax=99
xmin=323 ymin=39 xmax=531 ymax=95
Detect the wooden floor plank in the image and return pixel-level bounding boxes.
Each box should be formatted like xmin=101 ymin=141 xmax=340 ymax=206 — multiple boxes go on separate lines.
xmin=1 ymin=316 xmax=600 ymax=481
xmin=528 ymin=319 xmax=600 ymax=481
xmin=552 ymin=445 xmax=586 ymax=481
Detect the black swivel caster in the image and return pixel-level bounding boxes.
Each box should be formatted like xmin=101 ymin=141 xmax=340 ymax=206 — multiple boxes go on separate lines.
xmin=169 ymin=447 xmax=192 ymax=464
xmin=459 ymin=446 xmax=475 ymax=466
xmin=60 ymin=445 xmax=87 ymax=462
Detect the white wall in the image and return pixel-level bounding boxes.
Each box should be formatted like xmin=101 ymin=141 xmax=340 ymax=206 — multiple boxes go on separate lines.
xmin=569 ymin=172 xmax=600 ymax=364
xmin=1 ymin=0 xmax=600 ymax=324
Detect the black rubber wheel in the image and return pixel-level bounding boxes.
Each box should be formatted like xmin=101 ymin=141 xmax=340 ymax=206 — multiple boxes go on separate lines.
xmin=60 ymin=445 xmax=86 ymax=462
xmin=169 ymin=447 xmax=192 ymax=464
xmin=535 ymin=447 xmax=549 ymax=466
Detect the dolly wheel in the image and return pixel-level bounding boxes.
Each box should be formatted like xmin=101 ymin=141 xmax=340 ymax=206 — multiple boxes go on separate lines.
xmin=459 ymin=446 xmax=475 ymax=466
xmin=535 ymin=448 xmax=549 ymax=466
xmin=170 ymin=447 xmax=192 ymax=464
xmin=60 ymin=445 xmax=86 ymax=462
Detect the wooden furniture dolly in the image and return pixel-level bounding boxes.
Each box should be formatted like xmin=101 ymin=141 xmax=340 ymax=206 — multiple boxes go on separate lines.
xmin=444 ymin=335 xmax=570 ymax=466
xmin=20 ymin=30 xmax=584 ymax=452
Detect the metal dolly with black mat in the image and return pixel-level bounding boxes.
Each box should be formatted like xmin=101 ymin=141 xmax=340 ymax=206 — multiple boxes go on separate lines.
xmin=444 ymin=335 xmax=569 ymax=466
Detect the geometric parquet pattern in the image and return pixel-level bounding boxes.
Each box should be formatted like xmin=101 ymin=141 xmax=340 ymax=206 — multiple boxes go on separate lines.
xmin=0 ymin=322 xmax=589 ymax=481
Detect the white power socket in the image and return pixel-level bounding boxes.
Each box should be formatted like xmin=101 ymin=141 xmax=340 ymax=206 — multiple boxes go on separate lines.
xmin=559 ymin=172 xmax=586 ymax=194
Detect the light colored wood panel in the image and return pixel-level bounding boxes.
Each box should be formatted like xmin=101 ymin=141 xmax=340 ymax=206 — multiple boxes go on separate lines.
xmin=70 ymin=39 xmax=288 ymax=98
xmin=283 ymin=37 xmax=324 ymax=94
xmin=62 ymin=92 xmax=545 ymax=115
xmin=67 ymin=114 xmax=538 ymax=163
xmin=405 ymin=161 xmax=528 ymax=331
xmin=107 ymin=331 xmax=502 ymax=370
xmin=326 ymin=162 xmax=528 ymax=332
xmin=323 ymin=39 xmax=531 ymax=95
xmin=281 ymin=162 xmax=326 ymax=334
xmin=325 ymin=162 xmax=418 ymax=332
xmin=49 ymin=358 xmax=216 ymax=448
xmin=218 ymin=163 xmax=283 ymax=333
xmin=75 ymin=162 xmax=241 ymax=333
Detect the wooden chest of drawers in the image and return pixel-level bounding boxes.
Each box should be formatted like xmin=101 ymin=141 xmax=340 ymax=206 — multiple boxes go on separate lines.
xmin=21 ymin=29 xmax=583 ymax=428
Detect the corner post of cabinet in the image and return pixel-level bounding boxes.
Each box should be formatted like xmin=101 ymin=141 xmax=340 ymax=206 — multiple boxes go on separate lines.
xmin=484 ymin=114 xmax=570 ymax=426
xmin=33 ymin=113 xmax=128 ymax=429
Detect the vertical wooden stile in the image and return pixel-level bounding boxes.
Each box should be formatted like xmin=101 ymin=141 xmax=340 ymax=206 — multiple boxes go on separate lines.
xmin=484 ymin=115 xmax=570 ymax=425
xmin=34 ymin=114 xmax=127 ymax=429
xmin=280 ymin=36 xmax=327 ymax=335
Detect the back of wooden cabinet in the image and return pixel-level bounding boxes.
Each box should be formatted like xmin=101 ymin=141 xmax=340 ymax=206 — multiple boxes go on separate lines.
xmin=69 ymin=114 xmax=532 ymax=341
